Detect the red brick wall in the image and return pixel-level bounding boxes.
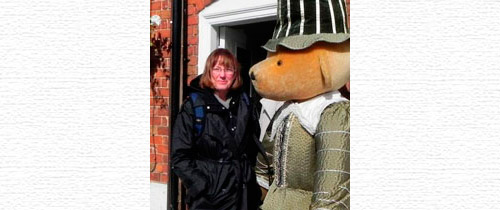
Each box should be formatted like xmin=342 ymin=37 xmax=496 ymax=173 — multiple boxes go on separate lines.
xmin=150 ymin=0 xmax=172 ymax=184
xmin=150 ymin=0 xmax=214 ymax=184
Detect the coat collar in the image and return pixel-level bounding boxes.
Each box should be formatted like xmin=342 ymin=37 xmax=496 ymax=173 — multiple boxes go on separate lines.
xmin=270 ymin=91 xmax=347 ymax=138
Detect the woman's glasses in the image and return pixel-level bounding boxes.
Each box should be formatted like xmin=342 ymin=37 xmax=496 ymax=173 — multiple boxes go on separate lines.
xmin=212 ymin=67 xmax=235 ymax=75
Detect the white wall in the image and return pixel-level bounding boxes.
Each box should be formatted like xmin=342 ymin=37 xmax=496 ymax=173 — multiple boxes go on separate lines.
xmin=203 ymin=0 xmax=275 ymax=14
xmin=150 ymin=182 xmax=168 ymax=210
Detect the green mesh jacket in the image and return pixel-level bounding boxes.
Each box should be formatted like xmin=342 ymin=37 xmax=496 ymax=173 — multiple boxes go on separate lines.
xmin=258 ymin=101 xmax=350 ymax=210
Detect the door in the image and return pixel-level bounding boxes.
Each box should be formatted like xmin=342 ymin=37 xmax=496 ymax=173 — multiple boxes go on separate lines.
xmin=219 ymin=26 xmax=247 ymax=56
xmin=219 ymin=26 xmax=255 ymax=98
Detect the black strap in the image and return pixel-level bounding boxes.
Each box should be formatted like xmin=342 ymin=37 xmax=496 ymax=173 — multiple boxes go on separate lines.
xmin=189 ymin=92 xmax=205 ymax=137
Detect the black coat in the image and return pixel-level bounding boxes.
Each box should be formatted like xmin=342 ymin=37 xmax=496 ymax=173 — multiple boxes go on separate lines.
xmin=171 ymin=78 xmax=262 ymax=210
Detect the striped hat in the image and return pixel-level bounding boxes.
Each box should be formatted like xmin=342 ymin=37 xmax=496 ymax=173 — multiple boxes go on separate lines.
xmin=263 ymin=0 xmax=350 ymax=52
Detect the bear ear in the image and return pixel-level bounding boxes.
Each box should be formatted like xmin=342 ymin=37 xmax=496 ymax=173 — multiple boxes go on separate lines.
xmin=319 ymin=53 xmax=333 ymax=89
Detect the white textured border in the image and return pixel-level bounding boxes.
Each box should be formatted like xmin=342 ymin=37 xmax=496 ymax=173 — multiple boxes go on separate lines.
xmin=0 ymin=0 xmax=149 ymax=209
xmin=353 ymin=0 xmax=500 ymax=209
xmin=3 ymin=0 xmax=500 ymax=209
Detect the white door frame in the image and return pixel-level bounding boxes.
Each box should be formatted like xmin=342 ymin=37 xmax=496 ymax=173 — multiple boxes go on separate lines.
xmin=197 ymin=0 xmax=277 ymax=74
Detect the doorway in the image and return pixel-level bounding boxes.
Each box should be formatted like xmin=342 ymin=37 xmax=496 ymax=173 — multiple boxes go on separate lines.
xmin=218 ymin=20 xmax=276 ymax=103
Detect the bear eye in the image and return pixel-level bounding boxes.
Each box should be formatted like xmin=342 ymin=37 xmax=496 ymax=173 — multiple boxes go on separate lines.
xmin=277 ymin=60 xmax=282 ymax=66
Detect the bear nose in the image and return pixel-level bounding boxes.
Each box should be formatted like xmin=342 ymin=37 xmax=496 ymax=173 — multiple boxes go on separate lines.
xmin=250 ymin=71 xmax=256 ymax=81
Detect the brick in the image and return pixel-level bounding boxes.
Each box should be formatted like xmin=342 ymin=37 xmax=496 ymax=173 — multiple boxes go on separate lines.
xmin=157 ymin=144 xmax=169 ymax=154
xmin=162 ymin=56 xmax=171 ymax=67
xmin=192 ymin=0 xmax=202 ymax=7
xmin=158 ymin=88 xmax=170 ymax=97
xmin=188 ymin=65 xmax=198 ymax=75
xmin=151 ymin=2 xmax=161 ymax=10
xmin=160 ymin=173 xmax=169 ymax=183
xmin=159 ymin=97 xmax=170 ymax=106
xmin=158 ymin=30 xmax=171 ymax=39
xmin=187 ymin=45 xmax=194 ymax=55
xmin=154 ymin=69 xmax=171 ymax=78
xmin=163 ymin=78 xmax=171 ymax=88
xmin=159 ymin=10 xmax=171 ymax=19
xmin=162 ymin=136 xmax=170 ymax=145
xmin=158 ymin=99 xmax=169 ymax=108
xmin=187 ymin=5 xmax=196 ymax=15
xmin=155 ymin=163 xmax=168 ymax=172
xmin=187 ymin=15 xmax=198 ymax=25
xmin=161 ymin=50 xmax=171 ymax=59
xmin=151 ymin=117 xmax=162 ymax=125
xmin=187 ymin=35 xmax=198 ymax=45
xmin=161 ymin=0 xmax=169 ymax=9
xmin=151 ymin=107 xmax=158 ymax=115
xmin=150 ymin=173 xmax=160 ymax=181
xmin=155 ymin=164 xmax=164 ymax=173
xmin=163 ymin=57 xmax=172 ymax=64
xmin=149 ymin=78 xmax=160 ymax=91
xmin=193 ymin=45 xmax=198 ymax=54
xmin=158 ymin=20 xmax=169 ymax=29
xmin=151 ymin=126 xmax=157 ymax=135
xmin=150 ymin=97 xmax=166 ymax=106
xmin=197 ymin=0 xmax=206 ymax=7
xmin=165 ymin=21 xmax=172 ymax=30
xmin=161 ymin=154 xmax=169 ymax=163
xmin=192 ymin=27 xmax=198 ymax=36
xmin=155 ymin=154 xmax=166 ymax=163
xmin=161 ymin=116 xmax=170 ymax=128
xmin=157 ymin=127 xmax=169 ymax=135
xmin=162 ymin=97 xmax=170 ymax=107
xmin=161 ymin=117 xmax=169 ymax=126
xmin=151 ymin=135 xmax=162 ymax=144
xmin=150 ymin=97 xmax=155 ymax=106
xmin=153 ymin=107 xmax=169 ymax=116
xmin=155 ymin=78 xmax=167 ymax=88
xmin=188 ymin=55 xmax=198 ymax=65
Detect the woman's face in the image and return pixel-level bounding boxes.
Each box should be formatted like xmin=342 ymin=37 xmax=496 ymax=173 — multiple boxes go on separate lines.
xmin=210 ymin=57 xmax=236 ymax=93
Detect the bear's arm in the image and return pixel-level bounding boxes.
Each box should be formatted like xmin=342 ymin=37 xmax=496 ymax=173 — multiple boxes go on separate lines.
xmin=311 ymin=101 xmax=350 ymax=210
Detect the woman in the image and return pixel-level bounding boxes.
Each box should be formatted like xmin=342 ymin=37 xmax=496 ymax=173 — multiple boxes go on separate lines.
xmin=171 ymin=49 xmax=262 ymax=210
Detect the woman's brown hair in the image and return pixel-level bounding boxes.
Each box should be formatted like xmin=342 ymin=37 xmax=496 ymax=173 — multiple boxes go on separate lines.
xmin=199 ymin=48 xmax=242 ymax=90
